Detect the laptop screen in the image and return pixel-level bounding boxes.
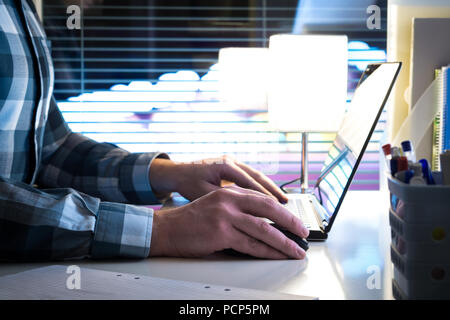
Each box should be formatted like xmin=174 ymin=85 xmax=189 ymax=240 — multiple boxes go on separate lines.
xmin=313 ymin=63 xmax=401 ymax=231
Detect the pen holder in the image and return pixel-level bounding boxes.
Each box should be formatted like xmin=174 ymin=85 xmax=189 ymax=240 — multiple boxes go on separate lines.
xmin=387 ymin=176 xmax=450 ymax=299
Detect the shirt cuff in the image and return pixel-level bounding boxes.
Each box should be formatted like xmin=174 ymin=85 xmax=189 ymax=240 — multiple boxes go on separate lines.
xmin=90 ymin=202 xmax=154 ymax=259
xmin=129 ymin=152 xmax=171 ymax=204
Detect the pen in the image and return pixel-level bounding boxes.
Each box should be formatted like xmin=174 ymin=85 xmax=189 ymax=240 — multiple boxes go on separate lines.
xmin=419 ymin=159 xmax=435 ymax=185
xmin=409 ymin=162 xmax=423 ymax=177
xmin=410 ymin=175 xmax=427 ymax=185
xmin=397 ymin=156 xmax=409 ymax=172
xmin=395 ymin=170 xmax=414 ymax=184
xmin=391 ymin=146 xmax=402 ymax=159
xmin=382 ymin=144 xmax=392 ymax=167
xmin=408 ymin=161 xmax=427 ymax=185
xmin=401 ymin=140 xmax=416 ymax=162
xmin=382 ymin=144 xmax=391 ymax=158
xmin=390 ymin=158 xmax=398 ymax=176
xmin=391 ymin=156 xmax=408 ymax=180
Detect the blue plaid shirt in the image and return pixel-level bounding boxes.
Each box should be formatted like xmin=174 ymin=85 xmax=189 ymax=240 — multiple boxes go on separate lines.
xmin=0 ymin=0 xmax=168 ymax=261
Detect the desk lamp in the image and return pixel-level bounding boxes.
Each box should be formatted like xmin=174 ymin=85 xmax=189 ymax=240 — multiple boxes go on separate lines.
xmin=218 ymin=47 xmax=269 ymax=110
xmin=268 ymin=34 xmax=348 ymax=192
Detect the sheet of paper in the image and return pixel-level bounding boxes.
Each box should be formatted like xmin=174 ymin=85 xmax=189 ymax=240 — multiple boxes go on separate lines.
xmin=0 ymin=265 xmax=316 ymax=300
xmin=386 ymin=2 xmax=450 ymax=140
xmin=393 ymin=76 xmax=441 ymax=162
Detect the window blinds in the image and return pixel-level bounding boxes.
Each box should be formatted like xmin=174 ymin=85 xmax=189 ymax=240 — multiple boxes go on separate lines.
xmin=42 ymin=0 xmax=387 ymax=190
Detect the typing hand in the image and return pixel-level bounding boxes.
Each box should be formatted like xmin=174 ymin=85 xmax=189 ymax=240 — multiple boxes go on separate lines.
xmin=149 ymin=155 xmax=288 ymax=203
xmin=149 ymin=187 xmax=309 ymax=259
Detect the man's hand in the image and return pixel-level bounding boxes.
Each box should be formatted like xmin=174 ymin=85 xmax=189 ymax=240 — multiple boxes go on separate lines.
xmin=149 ymin=155 xmax=288 ymax=203
xmin=149 ymin=187 xmax=309 ymax=259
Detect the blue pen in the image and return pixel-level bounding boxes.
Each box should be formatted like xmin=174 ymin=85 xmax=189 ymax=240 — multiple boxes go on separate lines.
xmin=390 ymin=158 xmax=398 ymax=176
xmin=395 ymin=170 xmax=414 ymax=184
xmin=401 ymin=140 xmax=416 ymax=162
xmin=419 ymin=159 xmax=435 ymax=185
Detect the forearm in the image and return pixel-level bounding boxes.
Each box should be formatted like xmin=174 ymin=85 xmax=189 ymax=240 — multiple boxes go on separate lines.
xmin=0 ymin=176 xmax=154 ymax=261
xmin=38 ymin=97 xmax=169 ymax=205
xmin=148 ymin=158 xmax=183 ymax=196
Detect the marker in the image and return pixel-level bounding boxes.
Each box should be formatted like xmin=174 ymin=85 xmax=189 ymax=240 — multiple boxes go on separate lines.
xmin=410 ymin=175 xmax=427 ymax=185
xmin=395 ymin=170 xmax=414 ymax=184
xmin=419 ymin=159 xmax=435 ymax=185
xmin=382 ymin=144 xmax=392 ymax=167
xmin=397 ymin=157 xmax=409 ymax=172
xmin=409 ymin=161 xmax=427 ymax=184
xmin=382 ymin=144 xmax=392 ymax=158
xmin=390 ymin=158 xmax=398 ymax=176
xmin=391 ymin=146 xmax=402 ymax=159
xmin=409 ymin=162 xmax=423 ymax=177
xmin=401 ymin=140 xmax=416 ymax=162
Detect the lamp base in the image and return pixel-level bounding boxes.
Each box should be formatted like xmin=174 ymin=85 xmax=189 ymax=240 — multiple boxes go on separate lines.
xmin=300 ymin=132 xmax=309 ymax=193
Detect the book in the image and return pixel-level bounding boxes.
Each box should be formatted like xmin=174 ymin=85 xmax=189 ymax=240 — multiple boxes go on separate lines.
xmin=409 ymin=18 xmax=450 ymax=108
xmin=432 ymin=66 xmax=450 ymax=171
xmin=432 ymin=69 xmax=442 ymax=171
xmin=442 ymin=67 xmax=450 ymax=152
xmin=432 ymin=113 xmax=441 ymax=171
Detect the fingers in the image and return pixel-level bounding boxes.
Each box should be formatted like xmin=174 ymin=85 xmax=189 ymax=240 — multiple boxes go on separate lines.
xmin=229 ymin=188 xmax=309 ymax=239
xmin=233 ymin=160 xmax=288 ymax=204
xmin=228 ymin=227 xmax=290 ymax=260
xmin=220 ymin=161 xmax=277 ymax=201
xmin=231 ymin=213 xmax=306 ymax=259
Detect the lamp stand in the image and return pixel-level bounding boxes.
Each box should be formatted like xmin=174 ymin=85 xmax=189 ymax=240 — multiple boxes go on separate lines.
xmin=300 ymin=132 xmax=309 ymax=193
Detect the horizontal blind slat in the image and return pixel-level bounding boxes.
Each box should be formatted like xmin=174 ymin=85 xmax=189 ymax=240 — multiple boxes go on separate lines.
xmin=44 ymin=0 xmax=387 ymax=190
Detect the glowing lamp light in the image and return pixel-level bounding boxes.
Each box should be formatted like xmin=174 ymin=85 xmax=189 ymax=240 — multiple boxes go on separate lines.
xmin=268 ymin=34 xmax=348 ymax=191
xmin=218 ymin=47 xmax=269 ymax=110
xmin=268 ymin=34 xmax=348 ymax=132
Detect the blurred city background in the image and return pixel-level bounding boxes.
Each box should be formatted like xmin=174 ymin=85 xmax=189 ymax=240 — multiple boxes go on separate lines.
xmin=42 ymin=0 xmax=388 ymax=191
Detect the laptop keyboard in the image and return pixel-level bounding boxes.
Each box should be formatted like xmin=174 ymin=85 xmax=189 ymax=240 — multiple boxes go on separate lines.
xmin=284 ymin=198 xmax=313 ymax=229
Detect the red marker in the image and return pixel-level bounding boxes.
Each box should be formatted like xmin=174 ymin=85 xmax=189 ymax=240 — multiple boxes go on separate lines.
xmin=382 ymin=144 xmax=392 ymax=167
xmin=397 ymin=156 xmax=409 ymax=172
xmin=382 ymin=144 xmax=392 ymax=158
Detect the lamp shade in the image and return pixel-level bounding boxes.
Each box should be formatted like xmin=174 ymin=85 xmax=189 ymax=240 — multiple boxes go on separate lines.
xmin=218 ymin=47 xmax=269 ymax=110
xmin=268 ymin=34 xmax=348 ymax=132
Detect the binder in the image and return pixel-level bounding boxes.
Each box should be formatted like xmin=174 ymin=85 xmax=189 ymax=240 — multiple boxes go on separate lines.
xmin=433 ymin=69 xmax=443 ymax=171
xmin=442 ymin=67 xmax=450 ymax=151
xmin=432 ymin=66 xmax=450 ymax=170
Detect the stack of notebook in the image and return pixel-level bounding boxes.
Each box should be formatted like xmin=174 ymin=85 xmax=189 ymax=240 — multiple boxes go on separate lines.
xmin=432 ymin=66 xmax=450 ymax=171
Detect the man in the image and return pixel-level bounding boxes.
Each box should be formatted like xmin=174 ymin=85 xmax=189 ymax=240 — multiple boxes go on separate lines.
xmin=0 ymin=0 xmax=308 ymax=261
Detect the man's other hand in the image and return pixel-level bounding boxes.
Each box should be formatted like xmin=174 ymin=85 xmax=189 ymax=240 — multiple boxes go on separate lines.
xmin=149 ymin=155 xmax=288 ymax=203
xmin=149 ymin=187 xmax=309 ymax=259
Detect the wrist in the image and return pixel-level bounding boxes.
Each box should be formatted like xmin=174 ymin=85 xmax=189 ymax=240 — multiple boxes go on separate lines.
xmin=149 ymin=208 xmax=179 ymax=257
xmin=149 ymin=210 xmax=165 ymax=257
xmin=149 ymin=158 xmax=181 ymax=195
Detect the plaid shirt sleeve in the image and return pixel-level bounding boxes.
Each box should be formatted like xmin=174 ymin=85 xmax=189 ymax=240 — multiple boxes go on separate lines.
xmin=0 ymin=98 xmax=162 ymax=261
xmin=0 ymin=0 xmax=168 ymax=261
xmin=37 ymin=97 xmax=170 ymax=205
xmin=0 ymin=175 xmax=154 ymax=261
xmin=24 ymin=94 xmax=168 ymax=261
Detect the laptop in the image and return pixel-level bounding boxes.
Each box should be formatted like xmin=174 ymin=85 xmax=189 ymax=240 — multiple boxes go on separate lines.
xmin=282 ymin=62 xmax=401 ymax=241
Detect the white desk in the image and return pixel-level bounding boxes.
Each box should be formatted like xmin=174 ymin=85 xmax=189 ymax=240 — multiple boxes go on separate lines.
xmin=0 ymin=190 xmax=393 ymax=300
